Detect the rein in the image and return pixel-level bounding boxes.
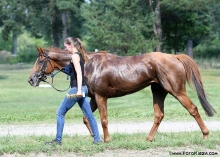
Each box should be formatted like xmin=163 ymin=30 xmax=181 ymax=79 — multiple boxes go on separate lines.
xmin=38 ymin=50 xmax=70 ymax=92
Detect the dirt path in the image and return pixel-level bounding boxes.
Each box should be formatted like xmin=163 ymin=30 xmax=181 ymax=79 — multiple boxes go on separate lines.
xmin=0 ymin=121 xmax=220 ymax=136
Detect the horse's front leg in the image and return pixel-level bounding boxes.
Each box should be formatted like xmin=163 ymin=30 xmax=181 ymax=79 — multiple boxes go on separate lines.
xmin=83 ymin=97 xmax=98 ymax=137
xmin=94 ymin=93 xmax=109 ymax=142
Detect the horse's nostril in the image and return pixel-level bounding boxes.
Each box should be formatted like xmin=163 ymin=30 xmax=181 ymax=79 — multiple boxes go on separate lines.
xmin=28 ymin=79 xmax=32 ymax=85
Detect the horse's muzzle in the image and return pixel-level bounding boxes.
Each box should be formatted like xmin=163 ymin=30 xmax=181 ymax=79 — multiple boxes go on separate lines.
xmin=28 ymin=72 xmax=45 ymax=87
xmin=28 ymin=77 xmax=39 ymax=87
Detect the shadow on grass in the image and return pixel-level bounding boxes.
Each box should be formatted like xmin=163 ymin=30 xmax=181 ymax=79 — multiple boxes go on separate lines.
xmin=0 ymin=75 xmax=8 ymax=80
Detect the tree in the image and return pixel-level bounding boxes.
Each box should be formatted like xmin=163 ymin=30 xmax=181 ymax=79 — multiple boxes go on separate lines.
xmin=199 ymin=0 xmax=220 ymax=44
xmin=56 ymin=0 xmax=85 ymax=45
xmin=193 ymin=1 xmax=220 ymax=58
xmin=24 ymin=0 xmax=63 ymax=47
xmin=24 ymin=0 xmax=84 ymax=47
xmin=24 ymin=0 xmax=48 ymax=37
xmin=149 ymin=0 xmax=162 ymax=52
xmin=161 ymin=0 xmax=212 ymax=57
xmin=0 ymin=31 xmax=13 ymax=52
xmin=81 ymin=0 xmax=156 ymax=55
xmin=0 ymin=0 xmax=27 ymax=55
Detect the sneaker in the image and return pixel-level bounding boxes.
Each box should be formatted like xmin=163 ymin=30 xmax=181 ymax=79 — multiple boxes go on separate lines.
xmin=93 ymin=139 xmax=104 ymax=145
xmin=45 ymin=139 xmax=61 ymax=146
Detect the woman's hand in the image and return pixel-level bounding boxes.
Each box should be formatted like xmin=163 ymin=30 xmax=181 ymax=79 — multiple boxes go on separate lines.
xmin=76 ymin=91 xmax=83 ymax=97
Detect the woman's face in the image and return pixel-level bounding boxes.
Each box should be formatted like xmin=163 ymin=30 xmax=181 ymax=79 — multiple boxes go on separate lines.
xmin=64 ymin=43 xmax=73 ymax=53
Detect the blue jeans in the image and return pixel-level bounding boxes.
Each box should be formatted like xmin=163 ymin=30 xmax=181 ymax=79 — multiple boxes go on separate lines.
xmin=55 ymin=86 xmax=101 ymax=142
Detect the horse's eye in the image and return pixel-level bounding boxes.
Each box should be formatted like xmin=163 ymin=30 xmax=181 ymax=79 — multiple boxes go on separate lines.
xmin=38 ymin=59 xmax=44 ymax=65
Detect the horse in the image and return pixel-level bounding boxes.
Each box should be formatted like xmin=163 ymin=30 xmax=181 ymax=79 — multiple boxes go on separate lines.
xmin=28 ymin=46 xmax=216 ymax=142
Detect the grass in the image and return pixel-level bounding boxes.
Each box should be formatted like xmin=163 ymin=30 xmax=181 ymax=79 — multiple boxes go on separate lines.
xmin=0 ymin=63 xmax=220 ymax=156
xmin=0 ymin=131 xmax=220 ymax=156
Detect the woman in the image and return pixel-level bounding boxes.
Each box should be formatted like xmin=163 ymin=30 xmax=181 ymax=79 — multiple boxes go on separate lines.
xmin=46 ymin=37 xmax=102 ymax=145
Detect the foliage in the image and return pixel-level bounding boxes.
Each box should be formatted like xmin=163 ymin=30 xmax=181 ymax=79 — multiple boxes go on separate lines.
xmin=193 ymin=1 xmax=220 ymax=58
xmin=23 ymin=0 xmax=85 ymax=47
xmin=0 ymin=29 xmax=12 ymax=52
xmin=0 ymin=0 xmax=220 ymax=58
xmin=16 ymin=32 xmax=48 ymax=63
xmin=80 ymin=0 xmax=156 ymax=55
xmin=56 ymin=0 xmax=85 ymax=38
xmin=0 ymin=50 xmax=11 ymax=63
xmin=208 ymin=1 xmax=220 ymax=39
xmin=24 ymin=0 xmax=60 ymax=46
xmin=160 ymin=0 xmax=212 ymax=53
xmin=194 ymin=38 xmax=220 ymax=58
xmin=0 ymin=31 xmax=48 ymax=64
xmin=0 ymin=0 xmax=26 ymax=40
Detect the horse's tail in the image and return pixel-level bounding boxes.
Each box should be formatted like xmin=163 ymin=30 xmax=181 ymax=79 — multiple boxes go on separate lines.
xmin=176 ymin=54 xmax=216 ymax=117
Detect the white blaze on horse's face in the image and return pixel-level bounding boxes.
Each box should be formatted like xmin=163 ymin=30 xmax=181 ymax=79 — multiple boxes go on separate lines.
xmin=28 ymin=62 xmax=40 ymax=87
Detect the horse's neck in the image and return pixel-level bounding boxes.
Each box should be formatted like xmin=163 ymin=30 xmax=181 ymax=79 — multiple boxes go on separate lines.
xmin=50 ymin=51 xmax=72 ymax=67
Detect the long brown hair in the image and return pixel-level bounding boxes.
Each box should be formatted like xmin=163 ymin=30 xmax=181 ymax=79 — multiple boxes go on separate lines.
xmin=64 ymin=37 xmax=89 ymax=62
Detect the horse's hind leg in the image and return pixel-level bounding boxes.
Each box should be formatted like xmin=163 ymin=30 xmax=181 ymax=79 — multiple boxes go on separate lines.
xmin=147 ymin=83 xmax=168 ymax=141
xmin=176 ymin=93 xmax=209 ymax=139
xmin=83 ymin=97 xmax=98 ymax=137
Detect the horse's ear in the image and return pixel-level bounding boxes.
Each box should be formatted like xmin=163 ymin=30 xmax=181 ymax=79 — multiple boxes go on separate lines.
xmin=36 ymin=46 xmax=41 ymax=54
xmin=36 ymin=46 xmax=44 ymax=54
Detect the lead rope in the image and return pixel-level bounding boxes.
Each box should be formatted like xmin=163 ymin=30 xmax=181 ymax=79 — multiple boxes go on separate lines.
xmin=42 ymin=67 xmax=70 ymax=92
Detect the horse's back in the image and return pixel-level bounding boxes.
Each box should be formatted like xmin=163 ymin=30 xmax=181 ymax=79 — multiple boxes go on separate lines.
xmin=85 ymin=52 xmax=164 ymax=97
xmin=86 ymin=51 xmax=187 ymax=96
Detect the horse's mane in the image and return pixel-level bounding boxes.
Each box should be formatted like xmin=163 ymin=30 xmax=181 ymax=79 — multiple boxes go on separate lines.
xmin=86 ymin=51 xmax=108 ymax=54
xmin=96 ymin=51 xmax=108 ymax=53
xmin=45 ymin=46 xmax=108 ymax=54
xmin=45 ymin=46 xmax=68 ymax=53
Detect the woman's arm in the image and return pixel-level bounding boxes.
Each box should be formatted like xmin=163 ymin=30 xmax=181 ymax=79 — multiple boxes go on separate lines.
xmin=72 ymin=54 xmax=82 ymax=96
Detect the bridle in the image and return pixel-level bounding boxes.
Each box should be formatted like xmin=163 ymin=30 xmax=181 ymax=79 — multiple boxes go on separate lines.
xmin=36 ymin=50 xmax=53 ymax=80
xmin=36 ymin=50 xmax=70 ymax=92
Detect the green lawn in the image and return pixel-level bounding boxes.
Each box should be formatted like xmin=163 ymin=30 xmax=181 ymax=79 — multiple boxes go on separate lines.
xmin=0 ymin=131 xmax=220 ymax=156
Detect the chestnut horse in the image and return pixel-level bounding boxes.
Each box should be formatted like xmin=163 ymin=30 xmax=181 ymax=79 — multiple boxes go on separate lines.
xmin=28 ymin=46 xmax=216 ymax=142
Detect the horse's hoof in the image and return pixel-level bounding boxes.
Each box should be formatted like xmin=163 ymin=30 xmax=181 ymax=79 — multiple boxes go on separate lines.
xmin=104 ymin=138 xmax=110 ymax=143
xmin=203 ymin=134 xmax=208 ymax=140
xmin=146 ymin=137 xmax=153 ymax=142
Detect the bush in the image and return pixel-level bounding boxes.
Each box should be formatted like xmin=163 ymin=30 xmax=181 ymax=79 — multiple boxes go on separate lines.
xmin=194 ymin=45 xmax=220 ymax=58
xmin=15 ymin=31 xmax=47 ymax=63
xmin=16 ymin=46 xmax=38 ymax=63
xmin=194 ymin=38 xmax=220 ymax=58
xmin=0 ymin=50 xmax=11 ymax=63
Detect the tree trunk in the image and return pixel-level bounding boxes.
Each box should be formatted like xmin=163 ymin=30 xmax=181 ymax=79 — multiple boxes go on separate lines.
xmin=155 ymin=0 xmax=162 ymax=52
xmin=50 ymin=0 xmax=60 ymax=47
xmin=52 ymin=31 xmax=60 ymax=47
xmin=186 ymin=38 xmax=193 ymax=58
xmin=12 ymin=33 xmax=17 ymax=55
xmin=149 ymin=0 xmax=162 ymax=52
xmin=62 ymin=11 xmax=67 ymax=43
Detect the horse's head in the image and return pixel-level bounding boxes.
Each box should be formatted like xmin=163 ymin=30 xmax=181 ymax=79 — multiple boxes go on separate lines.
xmin=28 ymin=46 xmax=72 ymax=87
xmin=28 ymin=47 xmax=55 ymax=86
